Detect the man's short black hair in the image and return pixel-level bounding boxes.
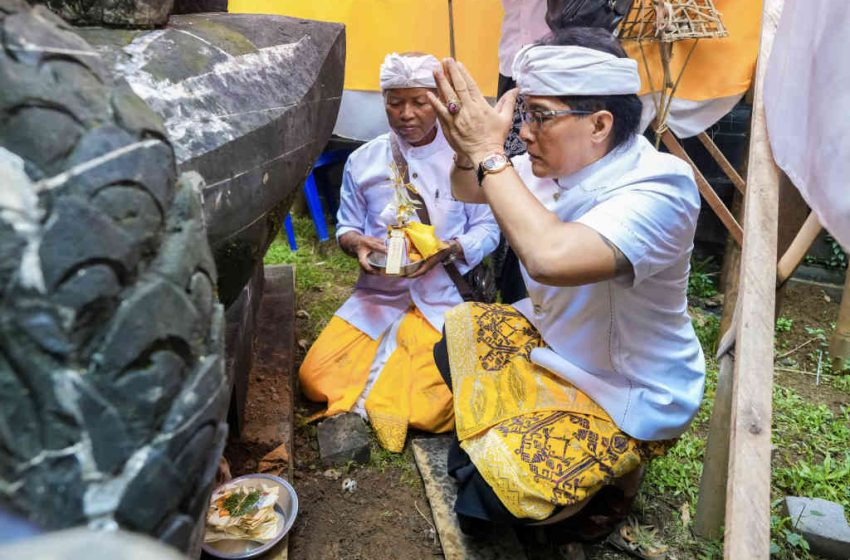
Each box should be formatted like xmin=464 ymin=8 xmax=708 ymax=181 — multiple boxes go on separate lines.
xmin=539 ymin=27 xmax=643 ymax=150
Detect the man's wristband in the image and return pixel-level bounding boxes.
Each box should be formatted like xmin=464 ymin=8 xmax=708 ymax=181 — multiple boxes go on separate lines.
xmin=476 ymin=152 xmax=512 ymax=186
xmin=453 ymin=154 xmax=475 ymax=171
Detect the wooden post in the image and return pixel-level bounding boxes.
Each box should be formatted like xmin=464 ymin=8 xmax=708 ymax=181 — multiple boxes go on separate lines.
xmin=776 ymin=212 xmax=822 ymax=287
xmin=774 ymin=174 xmax=813 ymax=314
xmin=724 ymin=0 xmax=784 ymax=557
xmin=830 ymin=271 xmax=850 ymax=374
xmin=693 ymin=346 xmax=735 ymax=538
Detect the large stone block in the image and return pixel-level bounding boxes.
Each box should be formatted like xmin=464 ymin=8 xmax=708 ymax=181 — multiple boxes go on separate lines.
xmin=78 ymin=15 xmax=346 ymax=305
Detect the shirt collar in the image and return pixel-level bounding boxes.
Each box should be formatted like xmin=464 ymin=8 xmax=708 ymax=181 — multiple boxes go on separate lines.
xmin=554 ymin=136 xmax=639 ymax=191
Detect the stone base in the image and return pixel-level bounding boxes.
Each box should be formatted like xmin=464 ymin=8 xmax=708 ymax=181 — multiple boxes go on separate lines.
xmin=784 ymin=496 xmax=850 ymax=560
xmin=411 ymin=437 xmax=527 ymax=560
xmin=225 ymin=261 xmax=265 ymax=437
xmin=317 ymin=413 xmax=371 ymax=467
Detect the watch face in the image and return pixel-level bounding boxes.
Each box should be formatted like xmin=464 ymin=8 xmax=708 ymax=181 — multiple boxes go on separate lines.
xmin=483 ymin=154 xmax=506 ymax=171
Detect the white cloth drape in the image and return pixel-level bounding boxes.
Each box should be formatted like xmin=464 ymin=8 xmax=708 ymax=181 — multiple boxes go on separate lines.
xmin=764 ymin=0 xmax=850 ymax=249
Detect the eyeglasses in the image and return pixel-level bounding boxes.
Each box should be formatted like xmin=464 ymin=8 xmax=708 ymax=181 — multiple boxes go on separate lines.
xmin=519 ymin=108 xmax=594 ymax=129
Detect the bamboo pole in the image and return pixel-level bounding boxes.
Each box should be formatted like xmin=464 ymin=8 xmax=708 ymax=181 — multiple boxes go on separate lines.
xmin=776 ymin=212 xmax=822 ymax=287
xmin=829 ymin=271 xmax=850 ymax=374
xmin=447 ymin=0 xmax=456 ymax=59
xmin=697 ymin=132 xmax=746 ymax=195
xmin=724 ymin=0 xmax=784 ymax=557
xmin=660 ymin=130 xmax=744 ymax=245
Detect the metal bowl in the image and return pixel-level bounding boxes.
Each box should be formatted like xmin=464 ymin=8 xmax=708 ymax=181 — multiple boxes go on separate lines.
xmin=367 ymin=251 xmax=424 ymax=277
xmin=202 ymin=474 xmax=298 ymax=559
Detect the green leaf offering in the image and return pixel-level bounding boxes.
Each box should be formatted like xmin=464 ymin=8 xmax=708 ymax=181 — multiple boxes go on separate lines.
xmin=221 ymin=488 xmax=262 ymax=517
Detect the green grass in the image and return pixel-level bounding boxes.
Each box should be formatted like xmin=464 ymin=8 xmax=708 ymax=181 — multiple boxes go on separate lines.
xmin=776 ymin=317 xmax=794 ymax=333
xmin=688 ymin=256 xmax=719 ymax=299
xmin=643 ymin=309 xmax=850 ymax=559
xmin=265 ymin=215 xmax=359 ymax=340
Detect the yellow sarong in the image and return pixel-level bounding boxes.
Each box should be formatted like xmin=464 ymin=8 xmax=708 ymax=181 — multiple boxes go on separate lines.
xmin=444 ymin=302 xmax=670 ymax=520
xmin=299 ymin=308 xmax=454 ymax=452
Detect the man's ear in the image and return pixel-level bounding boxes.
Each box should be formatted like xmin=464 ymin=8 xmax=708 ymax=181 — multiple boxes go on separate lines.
xmin=590 ymin=111 xmax=614 ymax=146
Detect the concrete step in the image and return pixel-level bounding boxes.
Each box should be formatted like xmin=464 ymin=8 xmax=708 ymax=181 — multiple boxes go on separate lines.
xmin=412 ymin=437 xmax=528 ymax=560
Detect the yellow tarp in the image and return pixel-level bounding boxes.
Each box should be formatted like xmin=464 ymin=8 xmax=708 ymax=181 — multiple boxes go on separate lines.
xmin=228 ymin=0 xmax=504 ymax=96
xmin=228 ymin=0 xmax=761 ymax=103
xmin=624 ymin=0 xmax=762 ymax=101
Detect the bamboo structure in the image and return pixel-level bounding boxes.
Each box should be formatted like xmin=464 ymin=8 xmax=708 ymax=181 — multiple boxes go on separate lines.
xmin=618 ymin=0 xmax=728 ymax=141
xmin=618 ymin=0 xmax=727 ymax=42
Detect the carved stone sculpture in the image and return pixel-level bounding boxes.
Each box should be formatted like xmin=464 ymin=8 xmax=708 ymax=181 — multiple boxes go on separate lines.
xmin=0 ymin=0 xmax=226 ymax=551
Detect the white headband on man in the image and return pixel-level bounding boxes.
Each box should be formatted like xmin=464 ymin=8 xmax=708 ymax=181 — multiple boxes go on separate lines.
xmin=379 ymin=53 xmax=440 ymax=90
xmin=512 ymin=44 xmax=641 ymax=96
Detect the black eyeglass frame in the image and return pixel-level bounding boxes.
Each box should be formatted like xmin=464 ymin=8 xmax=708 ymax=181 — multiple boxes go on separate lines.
xmin=518 ymin=104 xmax=595 ymax=128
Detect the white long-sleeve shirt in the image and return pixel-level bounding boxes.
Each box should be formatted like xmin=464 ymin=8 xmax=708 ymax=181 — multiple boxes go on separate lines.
xmin=335 ymin=129 xmax=500 ymax=339
xmin=499 ymin=0 xmax=551 ymax=77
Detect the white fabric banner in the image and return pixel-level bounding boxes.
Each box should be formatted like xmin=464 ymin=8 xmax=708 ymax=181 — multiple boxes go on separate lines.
xmin=764 ymin=0 xmax=850 ymax=249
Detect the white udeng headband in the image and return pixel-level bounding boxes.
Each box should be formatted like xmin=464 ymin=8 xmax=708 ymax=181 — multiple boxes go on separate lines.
xmin=379 ymin=52 xmax=441 ymax=90
xmin=512 ymin=44 xmax=641 ymax=96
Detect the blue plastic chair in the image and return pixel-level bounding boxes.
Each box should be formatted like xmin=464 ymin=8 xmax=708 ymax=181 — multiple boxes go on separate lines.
xmin=285 ymin=148 xmax=353 ymax=250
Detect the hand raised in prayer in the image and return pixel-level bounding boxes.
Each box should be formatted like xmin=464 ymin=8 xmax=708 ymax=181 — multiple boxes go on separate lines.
xmin=426 ymin=59 xmax=519 ymax=163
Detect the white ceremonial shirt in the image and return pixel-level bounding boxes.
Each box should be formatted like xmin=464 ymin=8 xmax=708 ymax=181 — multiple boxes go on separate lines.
xmin=512 ymin=135 xmax=706 ymax=441
xmin=335 ymin=129 xmax=500 ymax=340
xmin=499 ymin=0 xmax=551 ymax=78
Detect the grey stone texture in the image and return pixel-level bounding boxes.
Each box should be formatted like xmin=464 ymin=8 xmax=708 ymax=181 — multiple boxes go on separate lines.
xmin=784 ymin=496 xmax=850 ymax=560
xmin=45 ymin=0 xmax=174 ymax=27
xmin=0 ymin=1 xmax=226 ymax=553
xmin=317 ymin=413 xmax=372 ymax=467
xmin=78 ymin=14 xmax=346 ymax=306
xmin=225 ymin=260 xmax=265 ymax=437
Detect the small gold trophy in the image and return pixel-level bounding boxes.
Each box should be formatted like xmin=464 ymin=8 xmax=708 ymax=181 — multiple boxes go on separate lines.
xmin=383 ymin=161 xmax=422 ymax=276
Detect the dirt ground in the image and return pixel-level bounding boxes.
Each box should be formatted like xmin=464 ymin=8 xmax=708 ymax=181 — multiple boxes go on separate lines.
xmin=287 ymin=403 xmax=440 ymax=560
xmin=774 ymin=282 xmax=848 ymax=413
xmin=223 ymin=278 xmax=847 ymax=560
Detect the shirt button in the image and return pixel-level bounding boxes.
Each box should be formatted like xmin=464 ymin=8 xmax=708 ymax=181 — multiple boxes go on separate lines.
xmin=553 ymin=192 xmax=561 ymax=201
xmin=533 ymin=304 xmax=543 ymax=316
xmin=412 ymin=172 xmax=418 ymax=179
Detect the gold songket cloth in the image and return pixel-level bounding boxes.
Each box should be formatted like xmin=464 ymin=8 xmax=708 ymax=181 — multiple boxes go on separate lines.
xmin=444 ymin=302 xmax=670 ymax=520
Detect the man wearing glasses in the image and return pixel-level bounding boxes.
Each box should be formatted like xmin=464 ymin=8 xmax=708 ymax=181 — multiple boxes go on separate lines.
xmin=428 ymin=27 xmax=706 ymax=542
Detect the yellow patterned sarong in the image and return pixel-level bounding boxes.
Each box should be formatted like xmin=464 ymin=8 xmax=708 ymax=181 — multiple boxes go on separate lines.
xmin=299 ymin=308 xmax=454 ymax=452
xmin=444 ymin=302 xmax=669 ymax=520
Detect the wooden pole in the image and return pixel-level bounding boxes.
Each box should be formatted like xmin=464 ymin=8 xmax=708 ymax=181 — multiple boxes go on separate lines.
xmin=447 ymin=0 xmax=456 ymax=59
xmin=830 ymin=270 xmax=850 ymax=374
xmin=660 ymin=130 xmax=744 ymax=245
xmin=776 ymin=212 xmax=822 ymax=287
xmin=693 ymin=342 xmax=735 ymax=538
xmin=774 ymin=173 xmax=814 ymax=314
xmin=724 ymin=0 xmax=784 ymax=557
xmin=697 ymin=132 xmax=747 ymax=195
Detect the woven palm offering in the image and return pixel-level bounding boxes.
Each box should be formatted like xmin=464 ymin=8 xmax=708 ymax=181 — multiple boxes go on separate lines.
xmin=373 ymin=161 xmax=447 ymax=276
xmin=618 ymin=0 xmax=728 ymax=140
